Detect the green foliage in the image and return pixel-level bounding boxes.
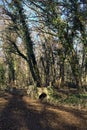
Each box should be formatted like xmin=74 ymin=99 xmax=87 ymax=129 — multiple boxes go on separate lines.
xmin=48 ymin=87 xmax=61 ymax=99
xmin=48 ymin=91 xmax=87 ymax=108
xmin=63 ymin=94 xmax=81 ymax=104
xmin=80 ymin=94 xmax=87 ymax=99
xmin=0 ymin=64 xmax=5 ymax=85
xmin=0 ymin=0 xmax=87 ymax=92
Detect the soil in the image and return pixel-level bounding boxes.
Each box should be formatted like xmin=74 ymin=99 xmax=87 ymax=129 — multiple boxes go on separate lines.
xmin=0 ymin=92 xmax=87 ymax=130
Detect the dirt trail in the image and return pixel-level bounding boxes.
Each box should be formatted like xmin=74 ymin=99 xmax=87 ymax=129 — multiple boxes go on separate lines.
xmin=0 ymin=93 xmax=87 ymax=130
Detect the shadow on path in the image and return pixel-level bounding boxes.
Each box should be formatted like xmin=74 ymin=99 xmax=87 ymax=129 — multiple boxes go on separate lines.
xmin=0 ymin=92 xmax=87 ymax=130
xmin=0 ymin=94 xmax=57 ymax=130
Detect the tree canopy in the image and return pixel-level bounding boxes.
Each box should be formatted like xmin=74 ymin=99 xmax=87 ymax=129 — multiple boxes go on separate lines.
xmin=0 ymin=0 xmax=87 ymax=92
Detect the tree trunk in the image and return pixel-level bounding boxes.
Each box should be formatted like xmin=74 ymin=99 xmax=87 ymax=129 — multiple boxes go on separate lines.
xmin=14 ymin=1 xmax=42 ymax=87
xmin=70 ymin=51 xmax=82 ymax=92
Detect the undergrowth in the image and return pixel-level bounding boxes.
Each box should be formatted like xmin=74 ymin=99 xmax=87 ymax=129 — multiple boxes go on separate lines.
xmin=47 ymin=88 xmax=87 ymax=108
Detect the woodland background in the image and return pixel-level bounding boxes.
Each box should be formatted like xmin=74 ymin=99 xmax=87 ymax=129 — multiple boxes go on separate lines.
xmin=0 ymin=0 xmax=87 ymax=97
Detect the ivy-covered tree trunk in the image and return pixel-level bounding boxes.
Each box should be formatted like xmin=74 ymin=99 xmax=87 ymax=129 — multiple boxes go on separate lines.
xmin=70 ymin=51 xmax=82 ymax=91
xmin=0 ymin=64 xmax=5 ymax=87
xmin=40 ymin=43 xmax=50 ymax=86
xmin=8 ymin=58 xmax=15 ymax=85
xmin=14 ymin=1 xmax=42 ymax=87
xmin=60 ymin=61 xmax=64 ymax=87
xmin=3 ymin=39 xmax=15 ymax=87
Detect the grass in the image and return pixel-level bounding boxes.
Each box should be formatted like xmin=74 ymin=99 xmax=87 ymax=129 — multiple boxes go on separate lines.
xmin=47 ymin=88 xmax=87 ymax=108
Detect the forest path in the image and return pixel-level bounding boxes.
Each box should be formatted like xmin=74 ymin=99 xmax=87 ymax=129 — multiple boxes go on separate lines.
xmin=0 ymin=92 xmax=87 ymax=130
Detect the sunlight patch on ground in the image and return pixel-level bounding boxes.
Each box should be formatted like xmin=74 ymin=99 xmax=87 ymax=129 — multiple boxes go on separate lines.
xmin=0 ymin=95 xmax=87 ymax=130
xmin=47 ymin=107 xmax=80 ymax=124
xmin=23 ymin=97 xmax=44 ymax=111
xmin=23 ymin=96 xmax=87 ymax=129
